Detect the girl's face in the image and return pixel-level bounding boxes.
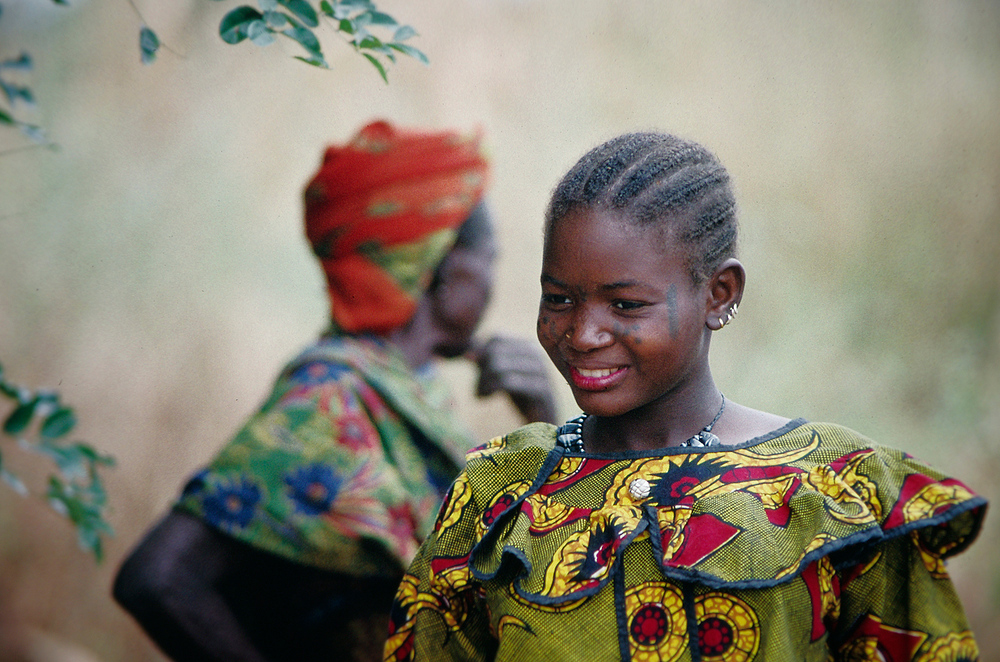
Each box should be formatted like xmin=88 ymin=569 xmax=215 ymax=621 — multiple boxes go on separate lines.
xmin=537 ymin=206 xmax=712 ymax=419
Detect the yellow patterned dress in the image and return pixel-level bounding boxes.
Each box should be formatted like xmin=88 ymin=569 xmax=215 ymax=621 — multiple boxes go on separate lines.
xmin=385 ymin=420 xmax=985 ymax=662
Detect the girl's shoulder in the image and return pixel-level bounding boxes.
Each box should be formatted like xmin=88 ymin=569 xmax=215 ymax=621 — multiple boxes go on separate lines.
xmin=465 ymin=422 xmax=559 ymax=461
xmin=461 ymin=422 xmax=562 ymax=502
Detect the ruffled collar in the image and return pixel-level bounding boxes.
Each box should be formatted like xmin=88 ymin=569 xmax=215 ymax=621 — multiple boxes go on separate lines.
xmin=462 ymin=421 xmax=986 ymax=604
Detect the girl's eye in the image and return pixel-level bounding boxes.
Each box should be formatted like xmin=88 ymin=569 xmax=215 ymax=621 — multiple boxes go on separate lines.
xmin=613 ymin=300 xmax=646 ymax=311
xmin=541 ymin=293 xmax=572 ymax=307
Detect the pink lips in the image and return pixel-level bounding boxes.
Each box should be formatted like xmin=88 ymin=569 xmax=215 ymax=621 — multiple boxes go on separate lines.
xmin=568 ymin=365 xmax=627 ymax=391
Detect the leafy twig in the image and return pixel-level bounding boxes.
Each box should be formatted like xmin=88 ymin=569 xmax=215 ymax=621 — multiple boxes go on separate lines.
xmin=0 ymin=51 xmax=49 ymax=145
xmin=213 ymin=0 xmax=428 ymax=81
xmin=0 ymin=363 xmax=115 ymax=562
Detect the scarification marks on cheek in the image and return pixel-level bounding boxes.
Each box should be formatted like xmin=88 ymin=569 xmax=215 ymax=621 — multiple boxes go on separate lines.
xmin=666 ymin=284 xmax=679 ymax=338
xmin=612 ymin=321 xmax=643 ymax=345
xmin=537 ymin=315 xmax=559 ymax=342
xmin=630 ymin=323 xmax=642 ymax=345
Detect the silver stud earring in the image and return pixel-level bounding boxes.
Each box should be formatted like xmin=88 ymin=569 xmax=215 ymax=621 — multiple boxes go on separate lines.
xmin=719 ymin=304 xmax=738 ymax=328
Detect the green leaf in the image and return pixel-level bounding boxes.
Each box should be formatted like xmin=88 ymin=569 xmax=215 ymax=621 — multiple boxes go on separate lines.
xmin=0 ymin=109 xmax=10 ymax=127
xmin=362 ymin=53 xmax=388 ymax=83
xmin=292 ymin=55 xmax=327 ymax=68
xmin=35 ymin=389 xmax=58 ymax=406
xmin=282 ymin=26 xmax=326 ymax=66
xmin=392 ymin=25 xmax=417 ymax=42
xmin=40 ymin=407 xmax=76 ymax=439
xmin=263 ymin=10 xmax=288 ymax=28
xmin=4 ymin=397 xmax=37 ymax=435
xmin=78 ymin=525 xmax=103 ymax=562
xmin=319 ymin=0 xmax=335 ymax=17
xmin=46 ymin=477 xmax=71 ymax=514
xmin=281 ymin=11 xmax=303 ymax=28
xmin=366 ymin=11 xmax=397 ymax=26
xmin=337 ymin=0 xmax=375 ymax=12
xmin=220 ymin=6 xmax=265 ymax=44
xmin=0 ymin=53 xmax=33 ymax=71
xmin=387 ymin=42 xmax=428 ymax=65
xmin=280 ymin=0 xmax=319 ymax=28
xmin=140 ymin=27 xmax=160 ymax=65
xmin=331 ymin=3 xmax=355 ymax=20
xmin=357 ymin=35 xmax=385 ymax=51
xmin=56 ymin=449 xmax=88 ymax=479
xmin=338 ymin=18 xmax=355 ymax=34
xmin=246 ymin=20 xmax=276 ymax=46
xmin=1 ymin=80 xmax=36 ymax=106
xmin=358 ymin=38 xmax=397 ymax=61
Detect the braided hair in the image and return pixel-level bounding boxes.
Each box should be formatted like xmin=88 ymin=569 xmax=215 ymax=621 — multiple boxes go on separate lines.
xmin=545 ymin=132 xmax=738 ymax=283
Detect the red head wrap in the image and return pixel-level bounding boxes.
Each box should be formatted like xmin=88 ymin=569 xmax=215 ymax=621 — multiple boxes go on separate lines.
xmin=304 ymin=120 xmax=489 ymax=334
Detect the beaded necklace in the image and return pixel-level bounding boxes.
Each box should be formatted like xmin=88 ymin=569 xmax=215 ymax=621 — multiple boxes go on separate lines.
xmin=555 ymin=394 xmax=726 ymax=452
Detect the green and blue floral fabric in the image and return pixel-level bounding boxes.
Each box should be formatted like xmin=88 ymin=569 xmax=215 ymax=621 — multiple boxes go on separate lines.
xmin=176 ymin=333 xmax=473 ymax=577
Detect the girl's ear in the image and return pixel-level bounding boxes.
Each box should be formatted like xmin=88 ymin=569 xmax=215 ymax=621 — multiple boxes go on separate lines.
xmin=705 ymin=258 xmax=745 ymax=331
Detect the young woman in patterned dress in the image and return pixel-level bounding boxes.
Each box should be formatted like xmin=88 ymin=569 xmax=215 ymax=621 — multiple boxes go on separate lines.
xmin=386 ymin=131 xmax=985 ymax=662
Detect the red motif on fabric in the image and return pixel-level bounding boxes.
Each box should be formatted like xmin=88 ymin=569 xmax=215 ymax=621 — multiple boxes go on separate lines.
xmin=754 ymin=476 xmax=801 ymax=527
xmin=665 ymin=512 xmax=741 ymax=568
xmin=840 ymin=614 xmax=929 ymax=662
xmin=430 ymin=552 xmax=472 ymax=578
xmin=840 ymin=550 xmax=882 ymax=588
xmin=698 ymin=616 xmax=735 ymax=656
xmin=335 ymin=410 xmax=380 ymax=452
xmin=718 ymin=465 xmax=804 ymax=528
xmin=719 ymin=465 xmax=804 ymax=483
xmin=520 ymin=497 xmax=591 ymax=533
xmin=537 ymin=458 xmax=616 ymax=495
xmin=800 ymin=559 xmax=841 ymax=642
xmin=884 ymin=475 xmax=968 ymax=531
xmin=827 ymin=448 xmax=875 ymax=472
xmin=481 ymin=494 xmax=517 ymax=527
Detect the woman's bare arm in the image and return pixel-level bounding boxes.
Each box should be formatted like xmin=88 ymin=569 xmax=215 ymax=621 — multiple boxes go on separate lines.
xmin=112 ymin=510 xmax=270 ymax=662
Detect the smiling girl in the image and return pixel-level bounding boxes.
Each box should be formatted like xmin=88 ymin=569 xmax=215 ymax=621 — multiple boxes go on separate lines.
xmin=384 ymin=132 xmax=986 ymax=661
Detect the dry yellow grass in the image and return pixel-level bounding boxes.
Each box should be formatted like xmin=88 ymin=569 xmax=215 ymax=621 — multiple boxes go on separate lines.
xmin=1 ymin=1 xmax=998 ymax=659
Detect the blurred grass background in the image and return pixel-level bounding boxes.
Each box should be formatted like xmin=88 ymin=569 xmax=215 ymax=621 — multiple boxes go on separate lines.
xmin=0 ymin=0 xmax=997 ymax=659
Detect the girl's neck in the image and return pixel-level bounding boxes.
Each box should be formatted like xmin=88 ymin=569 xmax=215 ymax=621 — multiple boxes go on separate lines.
xmin=583 ymin=379 xmax=724 ymax=453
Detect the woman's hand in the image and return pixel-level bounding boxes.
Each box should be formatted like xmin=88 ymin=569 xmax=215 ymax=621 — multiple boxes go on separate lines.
xmin=471 ymin=336 xmax=559 ymax=424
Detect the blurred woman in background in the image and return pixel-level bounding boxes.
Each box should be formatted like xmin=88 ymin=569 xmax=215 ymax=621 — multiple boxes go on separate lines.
xmin=112 ymin=120 xmax=556 ymax=662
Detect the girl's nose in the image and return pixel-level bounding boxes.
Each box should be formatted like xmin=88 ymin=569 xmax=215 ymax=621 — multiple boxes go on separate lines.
xmin=564 ymin=309 xmax=613 ymax=351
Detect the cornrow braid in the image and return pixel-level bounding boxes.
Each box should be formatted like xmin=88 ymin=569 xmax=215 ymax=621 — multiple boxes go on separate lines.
xmin=545 ymin=132 xmax=738 ymax=283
